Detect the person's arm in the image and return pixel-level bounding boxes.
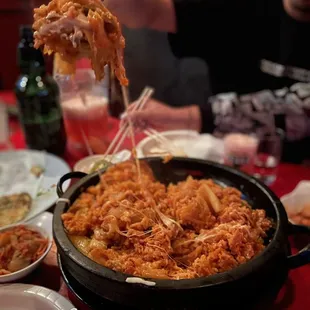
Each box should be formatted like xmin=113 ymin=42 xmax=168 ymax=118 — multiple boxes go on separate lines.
xmin=206 ymin=84 xmax=310 ymax=140
xmin=202 ymin=83 xmax=310 ymax=162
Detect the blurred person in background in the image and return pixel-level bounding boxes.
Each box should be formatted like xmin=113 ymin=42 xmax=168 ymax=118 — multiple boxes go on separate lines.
xmin=123 ymin=27 xmax=211 ymax=108
xmin=107 ymin=0 xmax=310 ymax=164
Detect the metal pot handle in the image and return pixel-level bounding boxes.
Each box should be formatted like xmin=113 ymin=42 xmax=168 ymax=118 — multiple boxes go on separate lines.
xmin=57 ymin=171 xmax=87 ymax=197
xmin=287 ymin=223 xmax=310 ymax=269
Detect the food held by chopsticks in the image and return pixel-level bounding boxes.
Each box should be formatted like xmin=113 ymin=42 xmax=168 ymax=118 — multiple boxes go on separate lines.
xmin=0 ymin=225 xmax=48 ymax=275
xmin=0 ymin=193 xmax=32 ymax=228
xmin=33 ymin=0 xmax=128 ymax=85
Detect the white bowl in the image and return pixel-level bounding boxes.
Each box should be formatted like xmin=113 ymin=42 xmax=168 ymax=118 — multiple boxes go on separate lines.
xmin=0 ymin=212 xmax=53 ymax=283
xmin=0 ymin=284 xmax=77 ymax=310
xmin=281 ymin=181 xmax=310 ymax=225
xmin=73 ymin=150 xmax=132 ymax=173
xmin=136 ymin=130 xmax=199 ymax=158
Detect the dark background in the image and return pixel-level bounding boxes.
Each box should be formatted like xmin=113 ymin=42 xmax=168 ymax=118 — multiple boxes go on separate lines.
xmin=0 ymin=0 xmax=53 ymax=90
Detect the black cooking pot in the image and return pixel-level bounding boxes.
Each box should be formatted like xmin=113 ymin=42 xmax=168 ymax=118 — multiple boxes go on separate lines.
xmin=54 ymin=158 xmax=310 ymax=310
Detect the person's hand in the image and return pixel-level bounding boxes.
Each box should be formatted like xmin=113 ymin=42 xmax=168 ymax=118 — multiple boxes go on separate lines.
xmin=122 ymin=99 xmax=179 ymax=131
xmin=121 ymin=99 xmax=202 ymax=132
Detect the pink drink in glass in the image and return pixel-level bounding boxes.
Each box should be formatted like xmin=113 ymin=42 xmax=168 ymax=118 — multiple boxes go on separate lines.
xmin=61 ymin=95 xmax=109 ymax=154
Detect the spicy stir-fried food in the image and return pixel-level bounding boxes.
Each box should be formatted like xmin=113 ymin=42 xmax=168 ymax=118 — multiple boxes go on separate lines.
xmin=0 ymin=226 xmax=48 ymax=275
xmin=62 ymin=161 xmax=272 ymax=279
xmin=33 ymin=0 xmax=128 ymax=85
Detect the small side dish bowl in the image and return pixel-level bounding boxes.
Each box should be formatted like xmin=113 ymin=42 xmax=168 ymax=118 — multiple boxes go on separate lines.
xmin=281 ymin=181 xmax=310 ymax=226
xmin=73 ymin=150 xmax=132 ymax=173
xmin=0 ymin=212 xmax=53 ymax=283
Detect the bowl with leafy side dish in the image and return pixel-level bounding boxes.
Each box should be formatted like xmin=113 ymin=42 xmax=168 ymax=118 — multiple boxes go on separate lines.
xmin=73 ymin=150 xmax=131 ymax=173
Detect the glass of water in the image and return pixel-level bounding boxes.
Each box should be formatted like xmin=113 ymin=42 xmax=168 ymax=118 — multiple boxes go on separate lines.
xmin=253 ymin=129 xmax=284 ymax=185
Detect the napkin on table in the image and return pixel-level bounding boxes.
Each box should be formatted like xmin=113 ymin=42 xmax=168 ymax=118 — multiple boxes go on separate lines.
xmin=0 ymin=151 xmax=46 ymax=199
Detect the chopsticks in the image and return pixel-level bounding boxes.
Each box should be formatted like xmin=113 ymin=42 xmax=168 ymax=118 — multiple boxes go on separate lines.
xmin=101 ymin=86 xmax=154 ymax=181
xmin=103 ymin=86 xmax=154 ymax=158
xmin=80 ymin=127 xmax=94 ymax=156
xmin=103 ymin=84 xmax=187 ymax=178
xmin=121 ymin=84 xmax=141 ymax=180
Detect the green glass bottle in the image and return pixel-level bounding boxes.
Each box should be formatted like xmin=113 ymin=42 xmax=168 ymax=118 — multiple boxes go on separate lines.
xmin=15 ymin=25 xmax=67 ymax=156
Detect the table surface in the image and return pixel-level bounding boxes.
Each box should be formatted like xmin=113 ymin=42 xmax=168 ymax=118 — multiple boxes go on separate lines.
xmin=1 ymin=92 xmax=310 ymax=310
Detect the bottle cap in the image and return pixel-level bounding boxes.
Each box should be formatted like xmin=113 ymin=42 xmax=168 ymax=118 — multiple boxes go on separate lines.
xmin=19 ymin=25 xmax=34 ymax=42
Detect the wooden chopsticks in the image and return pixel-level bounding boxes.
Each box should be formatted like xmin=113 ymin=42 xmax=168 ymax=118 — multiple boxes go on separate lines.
xmin=103 ymin=85 xmax=187 ymax=178
xmin=108 ymin=87 xmax=152 ymax=156
xmin=121 ymin=84 xmax=141 ymax=180
xmin=103 ymin=86 xmax=154 ymax=158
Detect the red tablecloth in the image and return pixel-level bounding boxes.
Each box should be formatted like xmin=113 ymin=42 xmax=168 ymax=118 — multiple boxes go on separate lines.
xmin=1 ymin=92 xmax=310 ymax=309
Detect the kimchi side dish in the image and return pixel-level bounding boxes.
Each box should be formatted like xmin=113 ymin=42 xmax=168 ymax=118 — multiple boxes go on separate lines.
xmin=0 ymin=226 xmax=48 ymax=275
xmin=33 ymin=0 xmax=128 ymax=85
xmin=62 ymin=161 xmax=272 ymax=280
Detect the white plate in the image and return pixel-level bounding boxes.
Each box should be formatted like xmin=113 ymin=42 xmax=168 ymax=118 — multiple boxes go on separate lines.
xmin=0 ymin=284 xmax=77 ymax=310
xmin=137 ymin=131 xmax=224 ymax=163
xmin=136 ymin=130 xmax=199 ymax=158
xmin=0 ymin=212 xmax=53 ymax=283
xmin=0 ymin=150 xmax=70 ymax=229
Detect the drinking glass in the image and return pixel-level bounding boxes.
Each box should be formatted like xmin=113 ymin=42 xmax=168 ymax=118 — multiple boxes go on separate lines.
xmin=55 ymin=68 xmax=110 ymax=154
xmin=253 ymin=129 xmax=284 ymax=185
xmin=223 ymin=133 xmax=259 ymax=175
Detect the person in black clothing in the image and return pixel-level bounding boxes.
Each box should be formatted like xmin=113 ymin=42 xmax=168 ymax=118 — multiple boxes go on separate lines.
xmin=107 ymin=0 xmax=310 ymax=163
